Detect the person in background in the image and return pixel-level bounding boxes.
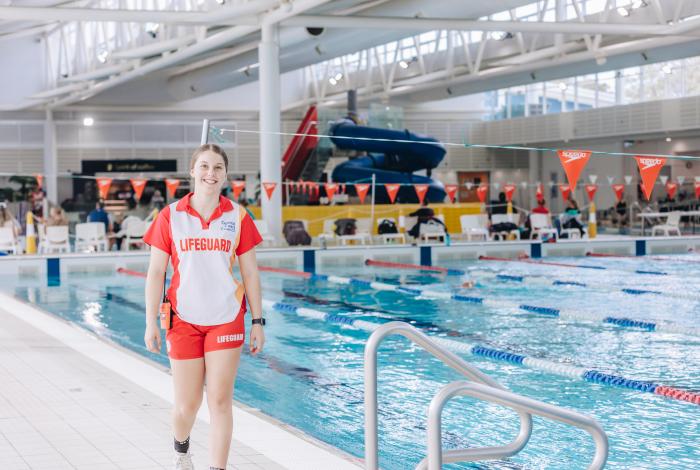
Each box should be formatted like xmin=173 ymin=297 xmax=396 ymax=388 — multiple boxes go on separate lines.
xmin=151 ymin=189 xmax=165 ymax=211
xmin=240 ymin=199 xmax=255 ymax=220
xmin=408 ymin=200 xmax=447 ymax=239
xmin=0 ymin=202 xmax=21 ymax=238
xmin=45 ymin=206 xmax=69 ymax=227
xmin=560 ymin=198 xmax=585 ymax=237
xmin=87 ymin=199 xmax=113 ymax=233
xmin=532 ymin=198 xmax=550 ymax=214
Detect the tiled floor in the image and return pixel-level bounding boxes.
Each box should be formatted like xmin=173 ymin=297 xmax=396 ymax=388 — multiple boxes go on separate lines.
xmin=0 ymin=295 xmax=362 ymax=470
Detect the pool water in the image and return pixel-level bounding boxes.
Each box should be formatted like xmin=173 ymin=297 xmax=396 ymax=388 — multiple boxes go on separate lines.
xmin=2 ymin=254 xmax=699 ymax=469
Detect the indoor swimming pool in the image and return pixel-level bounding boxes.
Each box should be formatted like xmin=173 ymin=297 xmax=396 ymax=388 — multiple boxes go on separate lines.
xmin=2 ymin=254 xmax=699 ymax=469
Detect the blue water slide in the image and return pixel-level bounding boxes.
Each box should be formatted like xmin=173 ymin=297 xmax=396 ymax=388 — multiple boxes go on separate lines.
xmin=329 ymin=121 xmax=447 ymax=204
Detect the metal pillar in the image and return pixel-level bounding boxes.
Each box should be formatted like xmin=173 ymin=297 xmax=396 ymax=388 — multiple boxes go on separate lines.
xmin=43 ymin=110 xmax=58 ymax=205
xmin=259 ymin=22 xmax=282 ymax=241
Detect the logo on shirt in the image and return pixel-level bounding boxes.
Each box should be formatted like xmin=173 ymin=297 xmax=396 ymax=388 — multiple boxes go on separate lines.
xmin=217 ymin=334 xmax=244 ymax=343
xmin=220 ymin=221 xmax=237 ymax=233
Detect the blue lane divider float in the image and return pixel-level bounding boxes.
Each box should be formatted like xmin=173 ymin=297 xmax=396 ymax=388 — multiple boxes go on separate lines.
xmin=262 ymin=299 xmax=700 ymax=405
xmin=292 ymin=272 xmax=700 ymax=337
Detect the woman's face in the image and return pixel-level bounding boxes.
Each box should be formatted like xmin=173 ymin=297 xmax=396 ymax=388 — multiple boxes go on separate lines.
xmin=190 ymin=151 xmax=227 ymax=195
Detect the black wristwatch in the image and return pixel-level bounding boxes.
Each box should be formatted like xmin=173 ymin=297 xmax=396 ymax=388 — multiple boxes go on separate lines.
xmin=252 ymin=318 xmax=266 ymax=326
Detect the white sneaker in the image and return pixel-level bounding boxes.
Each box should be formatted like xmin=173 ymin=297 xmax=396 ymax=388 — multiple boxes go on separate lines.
xmin=173 ymin=452 xmax=194 ymax=470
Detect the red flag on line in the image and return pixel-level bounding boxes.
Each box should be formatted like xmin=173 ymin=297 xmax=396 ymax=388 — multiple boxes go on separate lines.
xmin=385 ymin=184 xmax=400 ymax=203
xmin=476 ymin=185 xmax=488 ymax=203
xmin=504 ymin=184 xmax=516 ymax=202
xmin=262 ymin=182 xmax=277 ymax=200
xmin=585 ymin=184 xmax=598 ymax=201
xmin=231 ymin=181 xmax=245 ymax=200
xmin=130 ymin=178 xmax=147 ymax=202
xmin=445 ymin=184 xmax=458 ymax=203
xmin=355 ymin=183 xmax=370 ymax=204
xmin=325 ymin=183 xmax=338 ymax=201
xmin=96 ymin=177 xmax=113 ymax=200
xmin=634 ymin=156 xmax=666 ymax=200
xmin=165 ymin=179 xmax=180 ymax=198
xmin=558 ymin=183 xmax=571 ymax=201
xmin=557 ymin=149 xmax=591 ymax=192
xmin=414 ymin=184 xmax=429 ymax=205
xmin=612 ymin=184 xmax=625 ymax=202
xmin=665 ymin=182 xmax=678 ymax=200
xmin=34 ymin=174 xmax=43 ymax=189
xmin=535 ymin=183 xmax=544 ymax=201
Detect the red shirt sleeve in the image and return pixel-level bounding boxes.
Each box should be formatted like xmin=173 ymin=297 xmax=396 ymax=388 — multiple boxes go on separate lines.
xmin=236 ymin=213 xmax=263 ymax=256
xmin=143 ymin=206 xmax=172 ymax=254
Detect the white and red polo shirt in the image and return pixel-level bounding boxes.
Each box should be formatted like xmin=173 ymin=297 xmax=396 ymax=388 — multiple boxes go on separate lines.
xmin=143 ymin=193 xmax=262 ymax=326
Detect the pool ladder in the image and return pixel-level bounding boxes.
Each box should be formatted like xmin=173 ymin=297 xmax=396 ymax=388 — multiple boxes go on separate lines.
xmin=364 ymin=322 xmax=609 ymax=469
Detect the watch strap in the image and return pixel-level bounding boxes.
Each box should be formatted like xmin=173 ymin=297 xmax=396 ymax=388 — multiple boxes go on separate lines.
xmin=252 ymin=318 xmax=266 ymax=326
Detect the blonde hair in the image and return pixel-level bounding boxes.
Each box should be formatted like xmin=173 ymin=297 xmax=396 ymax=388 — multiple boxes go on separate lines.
xmin=190 ymin=144 xmax=229 ymax=171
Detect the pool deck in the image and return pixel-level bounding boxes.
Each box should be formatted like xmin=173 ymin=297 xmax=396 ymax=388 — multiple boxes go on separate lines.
xmin=0 ymin=293 xmax=363 ymax=470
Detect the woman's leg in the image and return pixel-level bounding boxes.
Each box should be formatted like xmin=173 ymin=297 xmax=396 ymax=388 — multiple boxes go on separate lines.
xmin=170 ymin=358 xmax=205 ymax=443
xmin=204 ymin=347 xmax=242 ymax=468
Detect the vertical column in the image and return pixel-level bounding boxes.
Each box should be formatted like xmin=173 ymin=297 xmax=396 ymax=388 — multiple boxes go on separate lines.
xmin=259 ymin=23 xmax=282 ymax=241
xmin=43 ymin=109 xmax=58 ymax=205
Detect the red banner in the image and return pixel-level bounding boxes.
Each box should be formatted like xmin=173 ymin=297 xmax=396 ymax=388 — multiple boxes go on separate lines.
xmin=535 ymin=183 xmax=544 ymax=201
xmin=231 ymin=180 xmax=246 ymax=200
xmin=445 ymin=184 xmax=458 ymax=203
xmin=557 ymin=149 xmax=591 ymax=192
xmin=476 ymin=185 xmax=488 ymax=203
xmin=558 ymin=183 xmax=571 ymax=201
xmin=130 ymin=178 xmax=147 ymax=202
xmin=695 ymin=182 xmax=700 ymax=199
xmin=612 ymin=184 xmax=625 ymax=202
xmin=355 ymin=183 xmax=370 ymax=204
xmin=585 ymin=184 xmax=598 ymax=201
xmin=165 ymin=178 xmax=180 ymax=198
xmin=96 ymin=177 xmax=113 ymax=200
xmin=262 ymin=182 xmax=277 ymax=200
xmin=310 ymin=182 xmax=320 ymax=198
xmin=665 ymin=182 xmax=677 ymax=200
xmin=635 ymin=156 xmax=666 ymax=200
xmin=34 ymin=174 xmax=43 ymax=189
xmin=325 ymin=183 xmax=338 ymax=201
xmin=385 ymin=184 xmax=400 ymax=203
xmin=414 ymin=184 xmax=429 ymax=205
xmin=504 ymin=184 xmax=516 ymax=202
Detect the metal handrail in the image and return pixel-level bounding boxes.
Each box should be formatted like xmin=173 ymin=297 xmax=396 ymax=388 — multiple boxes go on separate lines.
xmin=364 ymin=322 xmax=533 ymax=469
xmin=424 ymin=381 xmax=608 ymax=470
xmin=364 ymin=321 xmax=608 ymax=469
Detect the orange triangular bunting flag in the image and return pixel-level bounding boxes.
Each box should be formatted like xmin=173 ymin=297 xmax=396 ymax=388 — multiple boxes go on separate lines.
xmin=355 ymin=184 xmax=370 ymax=204
xmin=130 ymin=178 xmax=147 ymax=202
xmin=414 ymin=184 xmax=429 ymax=204
xmin=165 ymin=178 xmax=180 ymax=198
xmin=476 ymin=185 xmax=488 ymax=203
xmin=585 ymin=184 xmax=598 ymax=201
xmin=504 ymin=184 xmax=516 ymax=202
xmin=96 ymin=177 xmax=113 ymax=200
xmin=445 ymin=184 xmax=458 ymax=202
xmin=262 ymin=182 xmax=277 ymax=200
xmin=557 ymin=149 xmax=591 ymax=192
xmin=666 ymin=182 xmax=677 ymax=200
xmin=34 ymin=174 xmax=43 ymax=189
xmin=535 ymin=183 xmax=544 ymax=201
xmin=385 ymin=184 xmax=400 ymax=204
xmin=695 ymin=182 xmax=700 ymax=199
xmin=612 ymin=184 xmax=625 ymax=202
xmin=231 ymin=181 xmax=246 ymax=200
xmin=558 ymin=183 xmax=571 ymax=201
xmin=635 ymin=156 xmax=666 ymax=200
xmin=325 ymin=183 xmax=338 ymax=201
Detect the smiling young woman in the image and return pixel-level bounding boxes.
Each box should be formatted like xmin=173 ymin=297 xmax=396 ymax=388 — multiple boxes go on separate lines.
xmin=143 ymin=144 xmax=265 ymax=470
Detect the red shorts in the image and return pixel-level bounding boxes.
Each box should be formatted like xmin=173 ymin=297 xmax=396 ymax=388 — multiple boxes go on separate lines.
xmin=166 ymin=312 xmax=245 ymax=360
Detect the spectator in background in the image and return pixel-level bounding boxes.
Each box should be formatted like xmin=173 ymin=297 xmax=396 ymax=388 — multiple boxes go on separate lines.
xmin=408 ymin=200 xmax=447 ymax=239
xmin=0 ymin=202 xmax=21 ymax=237
xmin=151 ymin=189 xmax=165 ymax=210
xmin=45 ymin=206 xmax=69 ymax=227
xmin=87 ymin=199 xmax=112 ymax=233
xmin=532 ymin=198 xmax=550 ymax=214
xmin=560 ymin=198 xmax=585 ymax=237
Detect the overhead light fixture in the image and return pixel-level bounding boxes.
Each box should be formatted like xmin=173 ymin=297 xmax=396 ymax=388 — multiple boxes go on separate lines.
xmin=83 ymin=117 xmax=94 ymax=127
xmin=666 ymin=137 xmax=672 ymax=142
xmin=631 ymin=0 xmax=647 ymax=8
xmin=215 ymin=0 xmax=225 ymax=4
xmin=595 ymin=54 xmax=607 ymax=65
xmin=145 ymin=22 xmax=160 ymax=38
xmin=662 ymin=64 xmax=672 ymax=74
xmin=617 ymin=7 xmax=630 ymax=17
xmin=399 ymin=60 xmax=409 ymax=69
xmin=96 ymin=48 xmax=109 ymax=64
xmin=558 ymin=82 xmax=568 ymax=91
xmin=489 ymin=31 xmax=508 ymax=41
xmin=334 ymin=72 xmax=343 ymax=81
xmin=328 ymin=77 xmax=338 ymax=85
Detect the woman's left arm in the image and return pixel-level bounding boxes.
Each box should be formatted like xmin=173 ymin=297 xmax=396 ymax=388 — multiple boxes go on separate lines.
xmin=239 ymin=249 xmax=264 ymax=355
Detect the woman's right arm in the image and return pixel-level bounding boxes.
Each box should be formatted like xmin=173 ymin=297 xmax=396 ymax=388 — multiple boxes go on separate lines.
xmin=144 ymin=246 xmax=169 ymax=353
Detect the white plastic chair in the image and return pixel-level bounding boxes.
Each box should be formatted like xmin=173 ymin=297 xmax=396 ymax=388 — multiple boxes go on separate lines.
xmin=0 ymin=226 xmax=20 ymax=254
xmin=40 ymin=226 xmax=71 ymax=253
xmin=339 ymin=217 xmax=372 ymax=245
xmin=530 ymin=213 xmax=558 ymax=241
xmin=491 ymin=213 xmax=521 ymax=241
xmin=419 ymin=220 xmax=447 ymax=244
xmin=123 ymin=219 xmax=148 ymax=251
xmin=651 ymin=212 xmax=682 ymax=236
xmin=460 ymin=214 xmax=489 ymax=242
xmin=317 ymin=219 xmax=337 ymax=246
xmin=253 ymin=220 xmax=276 ymax=247
xmin=75 ymin=222 xmax=108 ymax=252
xmin=375 ymin=217 xmax=406 ymax=244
